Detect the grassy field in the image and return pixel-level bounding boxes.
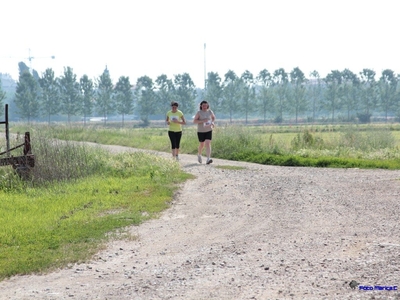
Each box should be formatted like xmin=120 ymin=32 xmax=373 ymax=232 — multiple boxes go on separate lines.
xmin=11 ymin=122 xmax=400 ymax=169
xmin=1 ymin=121 xmax=400 ymax=280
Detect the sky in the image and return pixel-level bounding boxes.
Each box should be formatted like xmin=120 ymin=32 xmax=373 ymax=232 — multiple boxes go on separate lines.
xmin=1 ymin=0 xmax=399 ymax=88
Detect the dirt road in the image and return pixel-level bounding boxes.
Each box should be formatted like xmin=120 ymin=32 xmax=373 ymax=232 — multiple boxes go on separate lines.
xmin=1 ymin=146 xmax=400 ymax=299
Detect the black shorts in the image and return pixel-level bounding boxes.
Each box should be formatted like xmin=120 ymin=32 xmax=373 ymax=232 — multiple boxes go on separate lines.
xmin=168 ymin=131 xmax=182 ymax=149
xmin=197 ymin=131 xmax=212 ymax=142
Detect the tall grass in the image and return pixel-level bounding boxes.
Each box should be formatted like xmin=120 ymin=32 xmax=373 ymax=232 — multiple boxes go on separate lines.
xmin=210 ymin=124 xmax=400 ymax=168
xmin=338 ymin=125 xmax=395 ymax=150
xmin=0 ymin=133 xmax=108 ymax=191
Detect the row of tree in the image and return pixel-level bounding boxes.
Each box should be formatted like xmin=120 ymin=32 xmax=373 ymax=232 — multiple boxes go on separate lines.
xmin=205 ymin=67 xmax=400 ymax=123
xmin=1 ymin=62 xmax=400 ymax=125
xmin=0 ymin=82 xmax=5 ymax=108
xmin=0 ymin=62 xmax=198 ymax=125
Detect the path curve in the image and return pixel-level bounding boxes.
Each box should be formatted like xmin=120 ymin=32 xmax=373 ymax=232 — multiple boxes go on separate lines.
xmin=1 ymin=145 xmax=400 ymax=300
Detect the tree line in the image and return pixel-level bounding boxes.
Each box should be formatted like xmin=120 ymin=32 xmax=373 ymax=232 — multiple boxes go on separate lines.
xmin=204 ymin=67 xmax=400 ymax=124
xmin=1 ymin=62 xmax=400 ymax=125
xmin=4 ymin=62 xmax=197 ymax=125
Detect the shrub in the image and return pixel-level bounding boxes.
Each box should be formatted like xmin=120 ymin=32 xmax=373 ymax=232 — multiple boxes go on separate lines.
xmin=273 ymin=115 xmax=283 ymax=123
xmin=291 ymin=129 xmax=324 ymax=150
xmin=357 ymin=112 xmax=372 ymax=123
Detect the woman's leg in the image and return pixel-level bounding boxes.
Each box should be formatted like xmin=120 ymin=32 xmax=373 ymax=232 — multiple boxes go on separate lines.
xmin=205 ymin=131 xmax=213 ymax=164
xmin=198 ymin=141 xmax=205 ymax=155
xmin=168 ymin=131 xmax=176 ymax=157
xmin=197 ymin=132 xmax=205 ymax=155
xmin=205 ymin=139 xmax=211 ymax=158
xmin=175 ymin=132 xmax=182 ymax=158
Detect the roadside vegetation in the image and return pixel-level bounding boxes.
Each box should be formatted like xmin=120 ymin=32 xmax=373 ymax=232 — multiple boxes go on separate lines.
xmin=12 ymin=122 xmax=400 ymax=169
xmin=2 ymin=122 xmax=400 ymax=280
xmin=0 ymin=130 xmax=191 ymax=280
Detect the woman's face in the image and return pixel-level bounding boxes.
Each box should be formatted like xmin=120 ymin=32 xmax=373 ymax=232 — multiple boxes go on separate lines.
xmin=171 ymin=104 xmax=178 ymax=112
xmin=201 ymin=103 xmax=208 ymax=110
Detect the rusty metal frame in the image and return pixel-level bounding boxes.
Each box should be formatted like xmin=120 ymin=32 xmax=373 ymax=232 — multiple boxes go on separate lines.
xmin=0 ymin=104 xmax=35 ymax=168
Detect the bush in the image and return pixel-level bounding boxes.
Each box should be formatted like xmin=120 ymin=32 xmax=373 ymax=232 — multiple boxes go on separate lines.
xmin=291 ymin=129 xmax=324 ymax=150
xmin=357 ymin=112 xmax=372 ymax=123
xmin=273 ymin=115 xmax=283 ymax=123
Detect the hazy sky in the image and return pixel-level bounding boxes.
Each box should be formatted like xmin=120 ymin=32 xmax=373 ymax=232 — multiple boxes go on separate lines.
xmin=1 ymin=0 xmax=398 ymax=87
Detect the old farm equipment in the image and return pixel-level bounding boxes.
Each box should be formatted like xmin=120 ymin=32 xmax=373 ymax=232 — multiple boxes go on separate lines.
xmin=0 ymin=104 xmax=35 ymax=178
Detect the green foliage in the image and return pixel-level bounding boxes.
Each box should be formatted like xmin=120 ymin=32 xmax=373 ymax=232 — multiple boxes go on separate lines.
xmin=204 ymin=72 xmax=223 ymax=113
xmin=114 ymin=76 xmax=134 ymax=125
xmin=357 ymin=112 xmax=372 ymax=123
xmin=173 ymin=73 xmax=197 ymax=115
xmin=215 ymin=165 xmax=245 ymax=170
xmin=135 ymin=76 xmax=157 ymax=125
xmin=256 ymin=71 xmax=274 ymax=123
xmin=141 ymin=118 xmax=150 ymax=127
xmin=96 ymin=68 xmax=115 ymax=123
xmin=212 ymin=125 xmax=263 ymax=158
xmin=0 ymin=131 xmax=107 ymax=191
xmin=10 ymin=123 xmax=400 ymax=170
xmin=58 ymin=67 xmax=81 ymax=123
xmin=5 ymin=65 xmax=400 ymax=124
xmin=291 ymin=129 xmax=324 ymax=150
xmin=14 ymin=71 xmax=40 ymax=122
xmin=18 ymin=61 xmax=30 ymax=75
xmin=0 ymin=78 xmax=6 ymax=106
xmin=339 ymin=126 xmax=394 ymax=151
xmin=0 ymin=167 xmax=27 ymax=192
xmin=220 ymin=151 xmax=400 ymax=169
xmin=155 ymin=74 xmax=175 ymax=114
xmin=80 ymin=75 xmax=95 ymax=122
xmin=359 ymin=69 xmax=378 ymax=115
xmin=221 ymin=71 xmax=242 ymax=122
xmin=274 ymin=115 xmax=283 ymax=123
xmin=209 ymin=124 xmax=400 ymax=168
xmin=38 ymin=68 xmax=59 ymax=124
xmin=289 ymin=67 xmax=308 ymax=123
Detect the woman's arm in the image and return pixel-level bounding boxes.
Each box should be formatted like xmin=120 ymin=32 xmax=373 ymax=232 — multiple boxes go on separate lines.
xmin=180 ymin=115 xmax=186 ymax=125
xmin=193 ymin=112 xmax=200 ymax=124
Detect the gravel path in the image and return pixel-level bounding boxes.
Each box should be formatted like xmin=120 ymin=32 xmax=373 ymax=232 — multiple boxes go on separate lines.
xmin=1 ymin=145 xmax=400 ymax=300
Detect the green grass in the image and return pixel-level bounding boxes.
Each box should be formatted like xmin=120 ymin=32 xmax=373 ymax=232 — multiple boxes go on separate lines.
xmin=11 ymin=122 xmax=400 ymax=169
xmin=0 ymin=134 xmax=192 ymax=280
xmin=215 ymin=165 xmax=246 ymax=170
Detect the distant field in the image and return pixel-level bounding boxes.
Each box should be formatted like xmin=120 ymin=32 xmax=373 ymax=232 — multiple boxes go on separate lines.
xmin=6 ymin=121 xmax=400 ymax=169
